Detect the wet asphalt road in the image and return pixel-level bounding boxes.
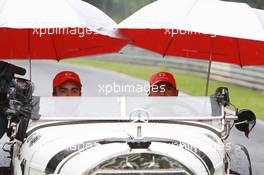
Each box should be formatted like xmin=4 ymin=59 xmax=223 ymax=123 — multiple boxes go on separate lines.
xmin=0 ymin=60 xmax=263 ymax=174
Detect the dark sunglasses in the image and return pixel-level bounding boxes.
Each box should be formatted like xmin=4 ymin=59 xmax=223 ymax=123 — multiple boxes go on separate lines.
xmin=152 ymin=83 xmax=175 ymax=91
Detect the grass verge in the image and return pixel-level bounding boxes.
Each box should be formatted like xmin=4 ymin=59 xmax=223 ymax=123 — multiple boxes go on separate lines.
xmin=64 ymin=59 xmax=264 ymax=120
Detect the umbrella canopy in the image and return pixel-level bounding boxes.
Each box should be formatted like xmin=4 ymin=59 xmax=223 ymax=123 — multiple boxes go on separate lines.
xmin=119 ymin=0 xmax=264 ymax=66
xmin=254 ymin=8 xmax=264 ymax=29
xmin=0 ymin=0 xmax=127 ymax=60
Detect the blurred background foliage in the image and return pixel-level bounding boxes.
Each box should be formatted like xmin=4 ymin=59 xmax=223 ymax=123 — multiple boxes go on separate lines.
xmin=224 ymin=0 xmax=264 ymax=9
xmin=84 ymin=0 xmax=155 ymax=22
xmin=84 ymin=0 xmax=264 ymax=22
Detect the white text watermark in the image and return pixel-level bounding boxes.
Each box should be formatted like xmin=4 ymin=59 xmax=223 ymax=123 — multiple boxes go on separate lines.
xmin=32 ymin=27 xmax=99 ymax=38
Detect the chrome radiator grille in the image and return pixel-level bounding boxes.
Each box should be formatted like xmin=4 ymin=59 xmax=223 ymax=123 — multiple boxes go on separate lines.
xmin=94 ymin=170 xmax=189 ymax=175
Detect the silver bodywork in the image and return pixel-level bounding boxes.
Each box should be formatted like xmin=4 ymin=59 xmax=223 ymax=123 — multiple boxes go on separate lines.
xmin=10 ymin=97 xmax=239 ymax=175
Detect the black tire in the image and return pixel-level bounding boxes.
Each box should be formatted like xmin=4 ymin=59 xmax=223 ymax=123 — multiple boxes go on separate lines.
xmin=0 ymin=114 xmax=7 ymax=139
xmin=230 ymin=144 xmax=252 ymax=175
xmin=15 ymin=117 xmax=29 ymax=141
xmin=0 ymin=167 xmax=11 ymax=175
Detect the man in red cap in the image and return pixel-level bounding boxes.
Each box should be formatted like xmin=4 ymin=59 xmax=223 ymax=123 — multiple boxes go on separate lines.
xmin=53 ymin=71 xmax=82 ymax=96
xmin=148 ymin=72 xmax=179 ymax=96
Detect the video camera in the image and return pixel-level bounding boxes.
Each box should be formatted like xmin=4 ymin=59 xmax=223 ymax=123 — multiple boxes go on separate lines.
xmin=0 ymin=61 xmax=33 ymax=141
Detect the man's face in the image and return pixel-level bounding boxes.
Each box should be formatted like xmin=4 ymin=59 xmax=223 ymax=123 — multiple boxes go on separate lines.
xmin=54 ymin=81 xmax=81 ymax=96
xmin=149 ymin=82 xmax=178 ymax=96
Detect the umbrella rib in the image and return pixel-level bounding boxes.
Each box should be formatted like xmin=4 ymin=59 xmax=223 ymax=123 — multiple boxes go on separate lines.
xmin=28 ymin=29 xmax=31 ymax=58
xmin=162 ymin=36 xmax=173 ymax=57
xmin=50 ymin=35 xmax=60 ymax=61
xmin=162 ymin=0 xmax=201 ymax=58
xmin=27 ymin=29 xmax=33 ymax=80
xmin=64 ymin=0 xmax=86 ymax=25
xmin=236 ymin=39 xmax=243 ymax=68
xmin=185 ymin=0 xmax=201 ymax=20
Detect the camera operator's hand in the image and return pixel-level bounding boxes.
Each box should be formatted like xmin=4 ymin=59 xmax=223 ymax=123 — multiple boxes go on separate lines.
xmin=0 ymin=111 xmax=7 ymax=139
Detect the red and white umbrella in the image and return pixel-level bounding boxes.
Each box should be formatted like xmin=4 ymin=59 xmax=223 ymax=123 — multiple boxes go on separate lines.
xmin=0 ymin=0 xmax=127 ymax=60
xmin=254 ymin=8 xmax=264 ymax=29
xmin=119 ymin=0 xmax=264 ymax=66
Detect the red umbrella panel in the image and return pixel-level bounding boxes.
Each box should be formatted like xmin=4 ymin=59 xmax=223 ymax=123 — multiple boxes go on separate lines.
xmin=121 ymin=28 xmax=264 ymax=66
xmin=0 ymin=27 xmax=127 ymax=60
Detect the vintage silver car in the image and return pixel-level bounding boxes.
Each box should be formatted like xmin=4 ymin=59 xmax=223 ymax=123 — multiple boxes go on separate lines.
xmin=2 ymin=88 xmax=256 ymax=175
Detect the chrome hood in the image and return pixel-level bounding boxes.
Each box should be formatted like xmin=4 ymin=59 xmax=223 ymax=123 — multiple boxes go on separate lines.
xmin=20 ymin=122 xmax=225 ymax=175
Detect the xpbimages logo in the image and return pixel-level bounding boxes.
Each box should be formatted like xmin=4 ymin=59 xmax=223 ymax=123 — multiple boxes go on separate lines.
xmin=98 ymin=82 xmax=166 ymax=95
xmin=164 ymin=29 xmax=216 ymax=37
xmin=32 ymin=27 xmax=99 ymax=38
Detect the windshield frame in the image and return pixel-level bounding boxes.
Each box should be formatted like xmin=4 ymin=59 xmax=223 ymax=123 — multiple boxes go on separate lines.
xmin=32 ymin=96 xmax=224 ymax=119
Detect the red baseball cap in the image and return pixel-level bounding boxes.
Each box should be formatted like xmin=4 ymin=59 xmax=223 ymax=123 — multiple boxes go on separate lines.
xmin=149 ymin=72 xmax=176 ymax=88
xmin=53 ymin=71 xmax=82 ymax=89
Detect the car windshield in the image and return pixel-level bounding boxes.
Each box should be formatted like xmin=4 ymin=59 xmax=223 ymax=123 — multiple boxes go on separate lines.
xmin=32 ymin=96 xmax=222 ymax=119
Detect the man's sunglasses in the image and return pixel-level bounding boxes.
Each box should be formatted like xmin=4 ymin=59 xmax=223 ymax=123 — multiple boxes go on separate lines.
xmin=152 ymin=83 xmax=175 ymax=91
